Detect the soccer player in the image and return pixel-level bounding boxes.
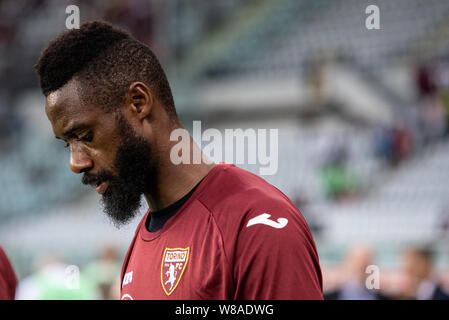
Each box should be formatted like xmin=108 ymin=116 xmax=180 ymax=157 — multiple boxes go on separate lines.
xmin=0 ymin=246 xmax=17 ymax=300
xmin=35 ymin=21 xmax=323 ymax=299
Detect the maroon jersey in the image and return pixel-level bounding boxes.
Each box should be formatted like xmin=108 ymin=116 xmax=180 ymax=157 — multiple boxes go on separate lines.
xmin=120 ymin=163 xmax=323 ymax=299
xmin=0 ymin=246 xmax=17 ymax=300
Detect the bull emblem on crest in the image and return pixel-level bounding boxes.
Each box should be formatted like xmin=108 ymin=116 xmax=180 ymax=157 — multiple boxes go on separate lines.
xmin=161 ymin=247 xmax=190 ymax=295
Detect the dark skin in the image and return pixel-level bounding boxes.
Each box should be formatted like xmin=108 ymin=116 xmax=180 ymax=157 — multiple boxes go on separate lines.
xmin=45 ymin=79 xmax=216 ymax=211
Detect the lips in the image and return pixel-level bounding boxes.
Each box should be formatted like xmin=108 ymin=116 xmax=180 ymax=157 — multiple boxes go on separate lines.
xmin=95 ymin=181 xmax=109 ymax=195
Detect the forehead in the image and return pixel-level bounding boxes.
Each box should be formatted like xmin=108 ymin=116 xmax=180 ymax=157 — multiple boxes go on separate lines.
xmin=45 ymin=80 xmax=103 ymax=135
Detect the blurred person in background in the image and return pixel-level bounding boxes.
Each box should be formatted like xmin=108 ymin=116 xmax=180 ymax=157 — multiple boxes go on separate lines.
xmin=15 ymin=253 xmax=97 ymax=300
xmin=415 ymin=63 xmax=448 ymax=146
xmin=416 ymin=63 xmax=438 ymax=98
xmin=398 ymin=247 xmax=449 ymax=300
xmin=391 ymin=125 xmax=413 ymax=166
xmin=0 ymin=246 xmax=17 ymax=300
xmin=108 ymin=276 xmax=122 ymax=300
xmin=83 ymin=245 xmax=121 ymax=300
xmin=320 ymin=142 xmax=359 ymax=202
xmin=305 ymin=52 xmax=331 ymax=108
xmin=324 ymin=245 xmax=389 ymax=300
xmin=420 ymin=93 xmax=447 ymax=146
xmin=373 ymin=123 xmax=413 ymax=168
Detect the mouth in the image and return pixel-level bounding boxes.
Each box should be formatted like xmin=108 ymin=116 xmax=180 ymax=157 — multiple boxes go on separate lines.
xmin=95 ymin=181 xmax=109 ymax=195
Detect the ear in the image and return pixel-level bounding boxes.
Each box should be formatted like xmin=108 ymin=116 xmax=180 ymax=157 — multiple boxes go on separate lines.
xmin=125 ymin=82 xmax=154 ymax=121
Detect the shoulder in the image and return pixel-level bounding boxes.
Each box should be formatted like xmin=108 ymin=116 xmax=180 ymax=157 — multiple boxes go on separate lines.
xmin=195 ymin=165 xmax=323 ymax=298
xmin=197 ymin=164 xmax=313 ymax=245
xmin=198 ymin=163 xmax=295 ymax=216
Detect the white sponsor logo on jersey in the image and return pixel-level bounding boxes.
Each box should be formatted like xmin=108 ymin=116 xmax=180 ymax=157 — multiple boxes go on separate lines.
xmin=246 ymin=213 xmax=288 ymax=229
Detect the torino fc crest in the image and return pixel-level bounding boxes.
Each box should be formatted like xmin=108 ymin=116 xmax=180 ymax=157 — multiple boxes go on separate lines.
xmin=161 ymin=247 xmax=190 ymax=296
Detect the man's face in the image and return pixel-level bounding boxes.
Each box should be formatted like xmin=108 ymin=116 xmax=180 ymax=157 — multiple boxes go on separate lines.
xmin=45 ymin=81 xmax=154 ymax=227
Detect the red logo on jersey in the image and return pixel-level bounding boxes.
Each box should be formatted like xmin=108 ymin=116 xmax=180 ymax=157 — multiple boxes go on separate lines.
xmin=161 ymin=247 xmax=190 ymax=296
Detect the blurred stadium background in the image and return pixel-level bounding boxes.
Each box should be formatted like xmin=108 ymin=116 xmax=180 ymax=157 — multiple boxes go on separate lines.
xmin=1 ymin=0 xmax=449 ymax=299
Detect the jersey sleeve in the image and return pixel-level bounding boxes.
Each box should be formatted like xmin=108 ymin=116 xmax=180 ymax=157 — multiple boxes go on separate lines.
xmin=232 ymin=203 xmax=323 ymax=300
xmin=0 ymin=247 xmax=17 ymax=300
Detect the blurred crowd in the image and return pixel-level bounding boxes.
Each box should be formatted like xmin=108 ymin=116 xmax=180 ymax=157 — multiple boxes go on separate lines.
xmin=323 ymin=245 xmax=449 ymax=300
xmin=319 ymin=60 xmax=449 ymax=202
xmin=373 ymin=63 xmax=449 ymax=168
xmin=2 ymin=243 xmax=448 ymax=300
xmin=9 ymin=245 xmax=122 ymax=300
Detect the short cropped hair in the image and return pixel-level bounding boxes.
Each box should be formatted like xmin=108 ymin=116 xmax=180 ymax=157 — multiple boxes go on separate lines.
xmin=35 ymin=21 xmax=177 ymax=119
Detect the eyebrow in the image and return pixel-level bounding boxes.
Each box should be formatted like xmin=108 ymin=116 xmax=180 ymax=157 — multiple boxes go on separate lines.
xmin=55 ymin=124 xmax=90 ymax=140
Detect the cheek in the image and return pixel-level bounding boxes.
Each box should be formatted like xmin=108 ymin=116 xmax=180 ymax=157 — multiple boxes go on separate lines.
xmin=88 ymin=146 xmax=117 ymax=172
xmin=92 ymin=126 xmax=122 ymax=169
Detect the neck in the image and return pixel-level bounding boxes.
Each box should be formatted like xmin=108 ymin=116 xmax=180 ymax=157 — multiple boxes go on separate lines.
xmin=143 ymin=135 xmax=216 ymax=211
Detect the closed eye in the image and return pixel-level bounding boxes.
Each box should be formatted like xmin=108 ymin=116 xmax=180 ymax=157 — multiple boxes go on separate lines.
xmin=79 ymin=132 xmax=93 ymax=142
xmin=56 ymin=130 xmax=93 ymax=149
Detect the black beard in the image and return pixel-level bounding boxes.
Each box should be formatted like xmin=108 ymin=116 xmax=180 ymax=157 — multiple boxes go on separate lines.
xmin=83 ymin=115 xmax=154 ymax=227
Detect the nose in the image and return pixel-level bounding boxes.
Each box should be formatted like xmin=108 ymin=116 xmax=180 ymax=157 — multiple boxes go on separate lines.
xmin=69 ymin=145 xmax=93 ymax=174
